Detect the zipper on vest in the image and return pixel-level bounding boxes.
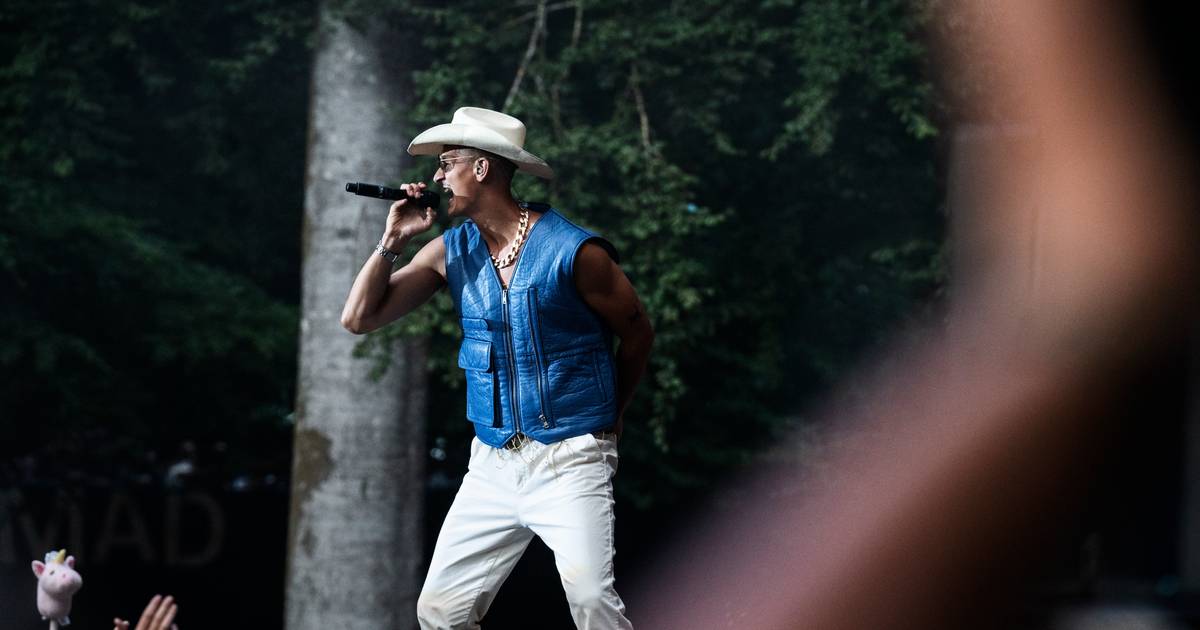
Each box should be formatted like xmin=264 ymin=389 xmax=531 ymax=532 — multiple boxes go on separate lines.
xmin=485 ymin=214 xmax=551 ymax=438
xmin=500 ymin=287 xmax=522 ymax=435
xmin=526 ymin=289 xmax=553 ymax=429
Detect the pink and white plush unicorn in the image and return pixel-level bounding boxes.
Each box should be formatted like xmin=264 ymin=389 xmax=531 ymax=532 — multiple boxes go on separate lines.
xmin=31 ymin=549 xmax=83 ymax=627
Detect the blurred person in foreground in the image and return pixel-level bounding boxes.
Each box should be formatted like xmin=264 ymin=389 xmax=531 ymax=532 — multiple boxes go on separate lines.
xmin=341 ymin=107 xmax=653 ymax=629
xmin=635 ymin=1 xmax=1197 ymax=629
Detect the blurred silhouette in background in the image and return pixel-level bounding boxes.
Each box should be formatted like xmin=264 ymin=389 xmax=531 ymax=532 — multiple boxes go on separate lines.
xmin=636 ymin=1 xmax=1199 ymax=628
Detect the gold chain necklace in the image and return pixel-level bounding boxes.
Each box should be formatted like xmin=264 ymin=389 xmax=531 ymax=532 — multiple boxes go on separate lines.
xmin=491 ymin=207 xmax=530 ymax=270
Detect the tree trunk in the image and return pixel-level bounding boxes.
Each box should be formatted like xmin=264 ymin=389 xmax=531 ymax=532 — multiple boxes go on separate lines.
xmin=286 ymin=6 xmax=425 ymax=629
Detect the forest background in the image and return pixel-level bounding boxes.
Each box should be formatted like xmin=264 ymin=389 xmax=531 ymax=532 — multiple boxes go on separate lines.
xmin=1 ymin=0 xmax=942 ymax=510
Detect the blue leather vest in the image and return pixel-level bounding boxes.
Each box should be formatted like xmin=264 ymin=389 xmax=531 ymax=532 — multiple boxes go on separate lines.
xmin=444 ymin=205 xmax=619 ymax=447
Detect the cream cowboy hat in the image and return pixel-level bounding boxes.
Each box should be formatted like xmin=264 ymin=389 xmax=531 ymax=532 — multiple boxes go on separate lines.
xmin=407 ymin=107 xmax=555 ymax=180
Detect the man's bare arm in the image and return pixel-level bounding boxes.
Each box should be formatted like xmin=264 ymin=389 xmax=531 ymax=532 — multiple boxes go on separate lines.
xmin=574 ymin=242 xmax=655 ymax=434
xmin=341 ymin=235 xmax=446 ymax=334
xmin=341 ymin=182 xmax=447 ymax=334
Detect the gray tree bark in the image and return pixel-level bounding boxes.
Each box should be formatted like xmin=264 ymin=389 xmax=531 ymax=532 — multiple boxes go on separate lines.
xmin=286 ymin=5 xmax=426 ymax=629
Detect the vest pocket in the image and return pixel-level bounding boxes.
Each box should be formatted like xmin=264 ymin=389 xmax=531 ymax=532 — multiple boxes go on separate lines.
xmin=592 ymin=349 xmax=613 ymax=401
xmin=461 ymin=317 xmax=490 ymax=334
xmin=526 ymin=289 xmax=554 ymax=428
xmin=457 ymin=337 xmax=498 ymax=427
xmin=545 ymin=348 xmax=611 ymax=420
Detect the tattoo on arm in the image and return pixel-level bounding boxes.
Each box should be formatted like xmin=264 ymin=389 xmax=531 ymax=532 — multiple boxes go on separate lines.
xmin=627 ymin=306 xmax=643 ymax=324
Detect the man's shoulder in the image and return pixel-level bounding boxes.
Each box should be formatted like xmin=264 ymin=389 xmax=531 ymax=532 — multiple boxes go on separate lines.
xmin=574 ymin=239 xmax=618 ymax=275
xmin=519 ymin=204 xmax=620 ymax=265
xmin=442 ymin=220 xmax=478 ymax=254
xmin=549 ymin=212 xmax=620 ymax=266
xmin=444 ymin=218 xmax=476 ymax=238
xmin=536 ymin=206 xmax=589 ymax=237
xmin=531 ymin=207 xmax=606 ymax=246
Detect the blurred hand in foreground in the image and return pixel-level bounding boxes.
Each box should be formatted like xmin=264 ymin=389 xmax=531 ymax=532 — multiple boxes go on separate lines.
xmin=114 ymin=594 xmax=178 ymax=630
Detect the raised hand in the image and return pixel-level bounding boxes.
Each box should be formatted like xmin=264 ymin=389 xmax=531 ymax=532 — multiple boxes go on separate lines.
xmin=383 ymin=182 xmax=435 ymax=247
xmin=113 ymin=594 xmax=178 ymax=630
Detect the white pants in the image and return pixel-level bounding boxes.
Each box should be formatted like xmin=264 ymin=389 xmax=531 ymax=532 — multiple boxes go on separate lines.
xmin=417 ymin=432 xmax=633 ymax=629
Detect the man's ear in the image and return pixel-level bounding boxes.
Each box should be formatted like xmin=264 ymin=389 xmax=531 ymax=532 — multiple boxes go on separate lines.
xmin=474 ymin=158 xmax=488 ymax=182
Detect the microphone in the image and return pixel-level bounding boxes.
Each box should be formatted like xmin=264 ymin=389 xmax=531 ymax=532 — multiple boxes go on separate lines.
xmin=345 ymin=182 xmax=440 ymax=209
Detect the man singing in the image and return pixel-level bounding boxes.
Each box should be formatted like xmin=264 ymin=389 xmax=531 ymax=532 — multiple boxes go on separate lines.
xmin=340 ymin=107 xmax=653 ymax=629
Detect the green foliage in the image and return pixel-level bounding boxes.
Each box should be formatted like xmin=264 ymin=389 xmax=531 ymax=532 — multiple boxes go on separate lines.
xmin=361 ymin=0 xmax=945 ymax=508
xmin=0 ymin=0 xmax=313 ymax=467
xmin=3 ymin=0 xmax=946 ymax=511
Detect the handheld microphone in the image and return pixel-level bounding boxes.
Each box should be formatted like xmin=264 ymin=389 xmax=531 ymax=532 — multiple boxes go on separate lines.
xmin=345 ymin=182 xmax=440 ymax=209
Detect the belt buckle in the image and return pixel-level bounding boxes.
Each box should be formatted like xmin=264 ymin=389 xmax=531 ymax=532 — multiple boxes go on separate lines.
xmin=592 ymin=429 xmax=617 ymax=440
xmin=503 ymin=433 xmax=530 ymax=451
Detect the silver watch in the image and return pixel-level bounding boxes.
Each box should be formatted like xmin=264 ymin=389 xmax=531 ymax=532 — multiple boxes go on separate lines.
xmin=375 ymin=244 xmax=400 ymax=264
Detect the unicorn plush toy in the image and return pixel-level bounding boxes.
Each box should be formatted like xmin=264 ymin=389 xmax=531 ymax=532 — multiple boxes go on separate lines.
xmin=31 ymin=549 xmax=83 ymax=627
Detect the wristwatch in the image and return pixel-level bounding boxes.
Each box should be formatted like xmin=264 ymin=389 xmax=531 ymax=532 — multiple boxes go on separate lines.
xmin=375 ymin=243 xmax=400 ymax=264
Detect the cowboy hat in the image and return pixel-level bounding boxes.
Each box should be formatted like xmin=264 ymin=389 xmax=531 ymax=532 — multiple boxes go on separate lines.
xmin=407 ymin=107 xmax=555 ymax=180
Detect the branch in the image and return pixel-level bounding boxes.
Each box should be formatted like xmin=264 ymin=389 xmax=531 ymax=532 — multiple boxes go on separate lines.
xmin=549 ymin=1 xmax=584 ymax=138
xmin=503 ymin=0 xmax=548 ymax=111
xmin=570 ymin=0 xmax=583 ymax=44
xmin=502 ymin=1 xmax=577 ymax=28
xmin=629 ymin=63 xmax=658 ymax=157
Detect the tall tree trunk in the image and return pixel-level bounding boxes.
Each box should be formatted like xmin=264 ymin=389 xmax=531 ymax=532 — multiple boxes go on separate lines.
xmin=286 ymin=5 xmax=425 ymax=629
